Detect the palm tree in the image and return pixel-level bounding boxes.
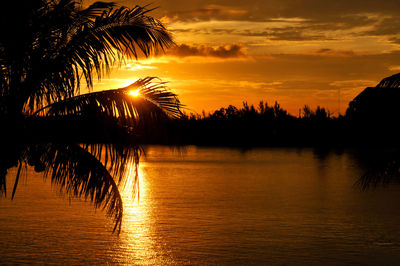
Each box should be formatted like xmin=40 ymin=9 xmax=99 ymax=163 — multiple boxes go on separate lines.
xmin=0 ymin=0 xmax=182 ymax=232
xmin=0 ymin=0 xmax=181 ymax=125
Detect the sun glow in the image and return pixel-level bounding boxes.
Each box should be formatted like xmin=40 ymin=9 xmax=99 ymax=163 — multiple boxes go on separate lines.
xmin=129 ymin=90 xmax=140 ymax=97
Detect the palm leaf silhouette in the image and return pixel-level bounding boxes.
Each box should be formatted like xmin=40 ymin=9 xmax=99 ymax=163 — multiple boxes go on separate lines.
xmin=24 ymin=143 xmax=142 ymax=233
xmin=1 ymin=142 xmax=142 ymax=233
xmin=34 ymin=77 xmax=182 ymax=132
xmin=356 ymin=153 xmax=400 ymax=190
xmin=0 ymin=0 xmax=180 ymax=233
xmin=0 ymin=1 xmax=175 ymax=116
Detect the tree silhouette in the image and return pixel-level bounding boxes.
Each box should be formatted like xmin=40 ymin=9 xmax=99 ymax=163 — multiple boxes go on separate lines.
xmin=0 ymin=0 xmax=182 ymax=233
xmin=0 ymin=0 xmax=181 ymax=126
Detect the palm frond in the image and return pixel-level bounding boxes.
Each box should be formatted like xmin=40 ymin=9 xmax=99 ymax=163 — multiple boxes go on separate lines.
xmin=81 ymin=142 xmax=142 ymax=188
xmin=355 ymin=151 xmax=400 ymax=190
xmin=0 ymin=142 xmax=26 ymax=197
xmin=26 ymin=143 xmax=141 ymax=233
xmin=1 ymin=0 xmax=175 ymax=116
xmin=1 ymin=141 xmax=141 ymax=233
xmin=0 ymin=169 xmax=6 ymax=197
xmin=34 ymin=77 xmax=182 ymax=131
xmin=61 ymin=3 xmax=173 ymax=89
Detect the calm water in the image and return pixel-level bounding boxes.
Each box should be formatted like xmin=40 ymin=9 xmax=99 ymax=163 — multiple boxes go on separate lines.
xmin=1 ymin=146 xmax=400 ymax=265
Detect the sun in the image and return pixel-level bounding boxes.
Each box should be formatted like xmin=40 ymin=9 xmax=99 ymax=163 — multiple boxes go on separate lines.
xmin=129 ymin=90 xmax=140 ymax=97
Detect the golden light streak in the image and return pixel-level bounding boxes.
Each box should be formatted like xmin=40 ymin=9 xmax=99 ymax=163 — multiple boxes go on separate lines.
xmin=120 ymin=162 xmax=158 ymax=263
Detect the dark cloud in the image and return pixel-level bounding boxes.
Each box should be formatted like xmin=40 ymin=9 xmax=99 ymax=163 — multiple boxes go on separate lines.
xmin=171 ymin=26 xmax=330 ymax=41
xmin=364 ymin=17 xmax=400 ymax=36
xmin=172 ymin=5 xmax=248 ymax=21
xmin=84 ymin=0 xmax=400 ymax=26
xmin=85 ymin=0 xmax=387 ymax=40
xmin=330 ymin=15 xmax=378 ymax=30
xmin=169 ymin=13 xmax=378 ymax=41
xmin=165 ymin=44 xmax=247 ymax=58
xmin=314 ymin=49 xmax=356 ymax=57
xmin=389 ymin=37 xmax=400 ymax=44
xmin=157 ymin=0 xmax=400 ymax=23
xmin=265 ymin=27 xmax=327 ymax=41
xmin=297 ymin=15 xmax=378 ymax=33
xmin=171 ymin=28 xmax=235 ymax=36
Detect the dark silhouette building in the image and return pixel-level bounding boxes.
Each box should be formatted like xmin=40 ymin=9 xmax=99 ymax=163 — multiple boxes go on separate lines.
xmin=346 ymin=73 xmax=400 ymax=122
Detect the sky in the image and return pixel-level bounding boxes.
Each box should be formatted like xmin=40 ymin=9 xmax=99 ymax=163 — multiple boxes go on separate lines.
xmin=86 ymin=0 xmax=400 ymax=116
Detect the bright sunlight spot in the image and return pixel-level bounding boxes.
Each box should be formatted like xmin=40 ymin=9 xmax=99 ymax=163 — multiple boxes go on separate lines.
xmin=129 ymin=90 xmax=140 ymax=97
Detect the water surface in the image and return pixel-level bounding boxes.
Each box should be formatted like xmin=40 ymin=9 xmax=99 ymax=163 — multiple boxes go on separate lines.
xmin=1 ymin=146 xmax=400 ymax=264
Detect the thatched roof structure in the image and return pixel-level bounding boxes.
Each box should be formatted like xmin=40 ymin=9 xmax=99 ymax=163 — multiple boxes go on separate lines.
xmin=346 ymin=73 xmax=400 ymax=121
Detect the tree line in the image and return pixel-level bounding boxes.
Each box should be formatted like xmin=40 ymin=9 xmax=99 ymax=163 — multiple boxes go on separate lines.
xmin=181 ymin=101 xmax=333 ymax=121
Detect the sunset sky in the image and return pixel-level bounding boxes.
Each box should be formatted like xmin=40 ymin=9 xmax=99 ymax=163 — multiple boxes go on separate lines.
xmin=87 ymin=0 xmax=400 ymax=115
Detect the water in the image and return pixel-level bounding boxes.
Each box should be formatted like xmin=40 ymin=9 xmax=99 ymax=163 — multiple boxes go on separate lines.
xmin=1 ymin=146 xmax=400 ymax=264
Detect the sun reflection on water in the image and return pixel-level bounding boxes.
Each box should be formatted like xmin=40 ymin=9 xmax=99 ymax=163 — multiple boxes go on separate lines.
xmin=119 ymin=161 xmax=160 ymax=264
xmin=121 ymin=162 xmax=151 ymax=261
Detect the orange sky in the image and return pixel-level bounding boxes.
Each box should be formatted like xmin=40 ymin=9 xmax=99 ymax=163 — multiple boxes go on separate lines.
xmin=86 ymin=0 xmax=400 ymax=116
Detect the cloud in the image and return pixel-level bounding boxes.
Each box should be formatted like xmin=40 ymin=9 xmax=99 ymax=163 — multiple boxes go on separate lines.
xmin=167 ymin=14 xmax=383 ymax=47
xmin=388 ymin=65 xmax=400 ymax=71
xmin=329 ymin=80 xmax=377 ymax=88
xmin=364 ymin=16 xmax=400 ymax=36
xmin=389 ymin=37 xmax=400 ymax=44
xmin=265 ymin=27 xmax=327 ymax=41
xmin=180 ymin=4 xmax=248 ymax=17
xmin=165 ymin=44 xmax=247 ymax=58
xmin=157 ymin=0 xmax=399 ymax=25
xmin=162 ymin=4 xmax=249 ymax=22
xmin=311 ymin=49 xmax=356 ymax=57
